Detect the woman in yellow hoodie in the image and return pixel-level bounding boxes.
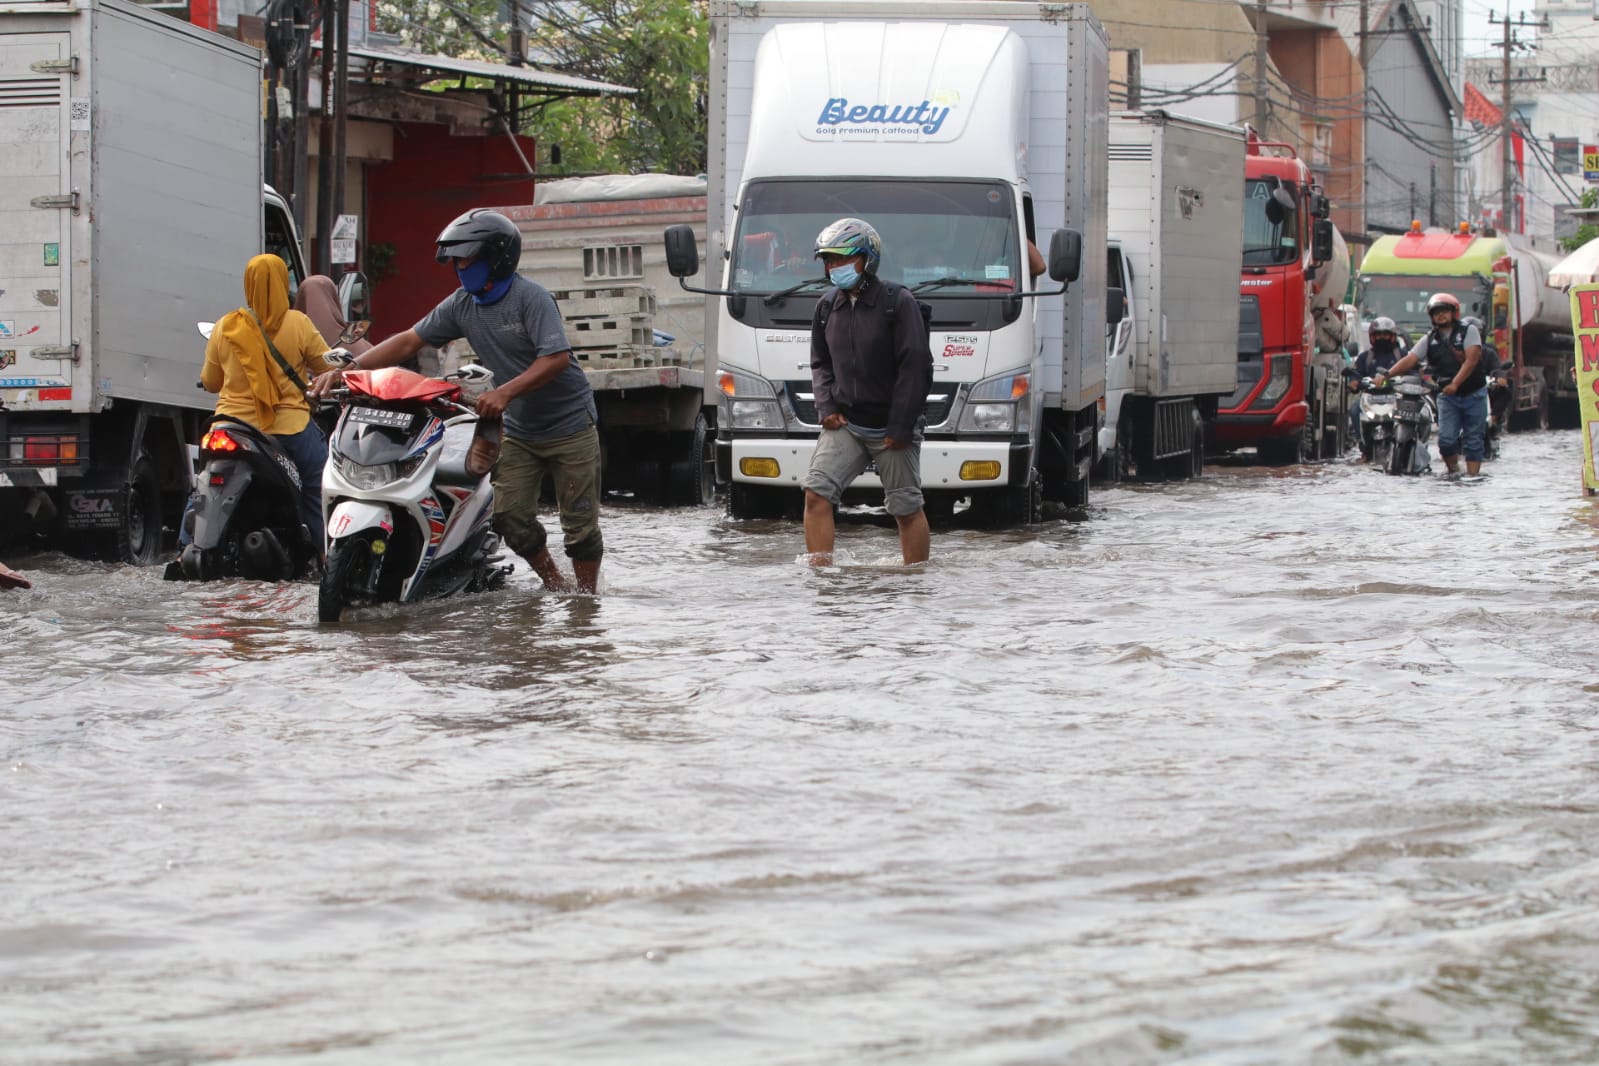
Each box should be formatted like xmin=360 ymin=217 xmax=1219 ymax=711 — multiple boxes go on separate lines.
xmin=191 ymin=254 xmax=334 ymax=549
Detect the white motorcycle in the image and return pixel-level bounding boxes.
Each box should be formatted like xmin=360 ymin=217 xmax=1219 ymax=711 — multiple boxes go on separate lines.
xmin=318 ymin=363 xmax=511 ymax=623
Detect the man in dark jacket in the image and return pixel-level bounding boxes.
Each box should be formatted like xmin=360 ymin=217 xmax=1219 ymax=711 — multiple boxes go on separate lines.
xmin=801 ymin=217 xmax=934 ymax=565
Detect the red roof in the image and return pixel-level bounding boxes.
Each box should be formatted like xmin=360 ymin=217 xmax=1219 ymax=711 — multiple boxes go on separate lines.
xmin=1393 ymin=230 xmax=1476 ymax=261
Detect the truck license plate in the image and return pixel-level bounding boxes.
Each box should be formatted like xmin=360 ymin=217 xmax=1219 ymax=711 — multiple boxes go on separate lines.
xmin=349 ymin=406 xmax=412 ymax=429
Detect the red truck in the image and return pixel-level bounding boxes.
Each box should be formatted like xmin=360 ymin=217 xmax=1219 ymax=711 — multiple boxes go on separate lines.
xmin=1212 ymin=136 xmax=1347 ymax=464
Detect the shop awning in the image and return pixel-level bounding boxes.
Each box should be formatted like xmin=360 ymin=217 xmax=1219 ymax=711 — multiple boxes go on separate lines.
xmin=321 ymin=43 xmax=637 ymax=99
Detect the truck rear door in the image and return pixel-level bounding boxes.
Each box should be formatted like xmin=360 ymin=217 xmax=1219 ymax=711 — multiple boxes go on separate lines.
xmin=0 ymin=31 xmax=75 ymax=412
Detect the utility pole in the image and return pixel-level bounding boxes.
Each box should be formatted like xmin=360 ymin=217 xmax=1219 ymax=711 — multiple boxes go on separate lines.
xmin=316 ymin=0 xmax=336 ymax=275
xmin=333 ymin=0 xmax=349 ymax=264
xmin=1253 ymin=0 xmax=1269 ymax=134
xmin=1489 ymin=10 xmax=1551 ymax=234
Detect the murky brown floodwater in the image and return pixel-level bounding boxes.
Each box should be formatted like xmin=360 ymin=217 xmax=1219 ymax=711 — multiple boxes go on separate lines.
xmin=5 ymin=429 xmax=1599 ymax=1064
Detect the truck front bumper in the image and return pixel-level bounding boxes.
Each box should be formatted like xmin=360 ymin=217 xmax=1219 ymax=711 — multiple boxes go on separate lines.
xmin=719 ymin=437 xmax=1026 ymax=491
xmin=1210 ymin=401 xmax=1308 ymax=446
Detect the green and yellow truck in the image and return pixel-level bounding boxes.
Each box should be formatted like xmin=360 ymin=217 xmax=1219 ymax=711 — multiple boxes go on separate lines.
xmin=1357 ymin=223 xmax=1572 ymax=429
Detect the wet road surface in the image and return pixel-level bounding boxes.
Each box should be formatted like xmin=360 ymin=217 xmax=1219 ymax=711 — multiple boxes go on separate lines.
xmin=4 ymin=429 xmax=1598 ymax=1063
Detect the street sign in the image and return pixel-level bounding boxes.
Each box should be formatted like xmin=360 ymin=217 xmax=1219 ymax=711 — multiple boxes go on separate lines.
xmin=332 ymin=214 xmax=358 ymax=240
xmin=1585 ymin=145 xmax=1599 ymax=183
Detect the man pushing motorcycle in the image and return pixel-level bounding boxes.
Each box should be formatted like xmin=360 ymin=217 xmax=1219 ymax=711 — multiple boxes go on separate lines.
xmin=1377 ymin=293 xmax=1488 ymax=477
xmin=311 ymin=209 xmax=603 ymax=594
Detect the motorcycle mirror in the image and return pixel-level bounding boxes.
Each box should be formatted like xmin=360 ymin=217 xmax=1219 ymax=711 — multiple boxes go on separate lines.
xmin=337 ymin=272 xmax=370 ymax=326
xmin=338 ymin=320 xmax=371 ymax=346
xmin=197 ymin=321 xmax=214 ymax=340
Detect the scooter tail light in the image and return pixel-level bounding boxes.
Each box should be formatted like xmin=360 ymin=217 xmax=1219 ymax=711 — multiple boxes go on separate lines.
xmin=201 ymin=428 xmax=240 ymax=452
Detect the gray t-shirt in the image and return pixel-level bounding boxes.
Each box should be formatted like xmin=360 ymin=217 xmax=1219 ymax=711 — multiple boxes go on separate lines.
xmin=414 ymin=275 xmax=596 ymax=443
xmin=1408 ymin=324 xmax=1481 ymax=360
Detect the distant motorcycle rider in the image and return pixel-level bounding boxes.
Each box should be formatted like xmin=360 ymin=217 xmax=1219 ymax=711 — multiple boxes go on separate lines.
xmin=1347 ymin=316 xmax=1403 ymax=457
xmin=1378 ymin=292 xmax=1487 ymax=476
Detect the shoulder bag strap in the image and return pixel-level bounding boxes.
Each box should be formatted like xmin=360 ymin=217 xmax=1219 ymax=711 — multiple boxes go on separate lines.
xmin=248 ymin=310 xmax=309 ymax=397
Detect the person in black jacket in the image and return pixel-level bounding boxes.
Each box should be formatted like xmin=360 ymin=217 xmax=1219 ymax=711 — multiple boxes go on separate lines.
xmin=801 ymin=217 xmax=934 ymax=565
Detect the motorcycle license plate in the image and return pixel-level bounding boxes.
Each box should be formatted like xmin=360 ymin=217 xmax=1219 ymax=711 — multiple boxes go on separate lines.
xmin=349 ymin=406 xmax=412 ymax=430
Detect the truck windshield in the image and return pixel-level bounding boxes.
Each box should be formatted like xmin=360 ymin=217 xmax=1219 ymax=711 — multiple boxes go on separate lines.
xmin=732 ymin=179 xmax=1021 ymax=296
xmin=1358 ymin=276 xmax=1490 ymax=338
xmin=1242 ymin=178 xmax=1299 ymax=266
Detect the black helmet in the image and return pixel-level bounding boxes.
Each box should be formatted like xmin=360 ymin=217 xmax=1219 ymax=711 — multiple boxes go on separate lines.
xmin=435 ymin=209 xmax=522 ymax=282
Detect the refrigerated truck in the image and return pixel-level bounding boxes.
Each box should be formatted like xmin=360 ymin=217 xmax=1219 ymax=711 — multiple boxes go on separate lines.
xmin=670 ymin=0 xmax=1110 ymax=523
xmin=1101 ymin=110 xmax=1244 ymax=481
xmin=0 ymin=0 xmax=307 ymax=561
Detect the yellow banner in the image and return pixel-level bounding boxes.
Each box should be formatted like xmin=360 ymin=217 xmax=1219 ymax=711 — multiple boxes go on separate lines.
xmin=1574 ymin=284 xmax=1599 ymax=493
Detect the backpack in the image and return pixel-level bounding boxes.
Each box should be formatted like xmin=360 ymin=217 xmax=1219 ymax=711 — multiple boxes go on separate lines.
xmin=814 ymin=280 xmax=934 ymax=343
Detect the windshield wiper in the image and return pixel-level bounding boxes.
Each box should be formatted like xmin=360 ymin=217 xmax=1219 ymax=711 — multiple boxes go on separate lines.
xmin=761 ymin=278 xmax=830 ymax=305
xmin=909 ymin=275 xmax=1002 ymax=294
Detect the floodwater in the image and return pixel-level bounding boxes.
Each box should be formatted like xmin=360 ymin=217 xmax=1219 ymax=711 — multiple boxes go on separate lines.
xmin=5 ymin=430 xmax=1599 ymax=1064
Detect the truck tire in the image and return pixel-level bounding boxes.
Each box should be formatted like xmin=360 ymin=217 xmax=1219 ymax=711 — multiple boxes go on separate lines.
xmin=1258 ymin=432 xmax=1304 ymax=466
xmin=666 ymin=415 xmax=715 ymax=507
xmin=973 ymin=467 xmax=1043 ymax=526
xmin=727 ymin=482 xmax=785 ymax=520
xmin=117 ymin=456 xmax=164 ymax=566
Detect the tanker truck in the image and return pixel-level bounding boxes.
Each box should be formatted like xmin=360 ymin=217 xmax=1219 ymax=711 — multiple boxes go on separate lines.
xmin=1506 ymin=236 xmax=1579 ymax=427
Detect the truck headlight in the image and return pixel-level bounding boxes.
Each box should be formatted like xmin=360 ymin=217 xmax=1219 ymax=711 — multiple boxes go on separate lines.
xmin=958 ymin=372 xmax=1030 ymax=433
xmin=718 ymin=364 xmax=783 ymax=430
xmin=1252 ymin=354 xmax=1294 ymax=408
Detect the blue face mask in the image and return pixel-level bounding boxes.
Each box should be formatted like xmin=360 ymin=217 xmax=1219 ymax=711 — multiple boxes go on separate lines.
xmin=828 ymin=263 xmax=861 ymax=290
xmin=456 ymin=261 xmax=513 ymax=305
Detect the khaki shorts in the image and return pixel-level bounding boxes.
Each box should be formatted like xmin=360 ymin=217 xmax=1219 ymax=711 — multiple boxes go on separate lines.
xmin=801 ymin=421 xmax=924 ymax=516
xmin=493 ymin=424 xmax=604 ymax=561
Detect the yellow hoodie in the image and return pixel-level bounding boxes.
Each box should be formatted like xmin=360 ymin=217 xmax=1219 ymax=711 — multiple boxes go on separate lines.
xmin=202 ymin=254 xmax=332 ymax=436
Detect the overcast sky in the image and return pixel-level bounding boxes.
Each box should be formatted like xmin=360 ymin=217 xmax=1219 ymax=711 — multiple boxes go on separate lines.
xmin=1462 ymin=0 xmax=1543 ymax=58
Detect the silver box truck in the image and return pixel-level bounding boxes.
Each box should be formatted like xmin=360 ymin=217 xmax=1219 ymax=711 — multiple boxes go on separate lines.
xmin=0 ymin=0 xmax=305 ymax=561
xmin=1102 ymin=110 xmax=1245 ymax=480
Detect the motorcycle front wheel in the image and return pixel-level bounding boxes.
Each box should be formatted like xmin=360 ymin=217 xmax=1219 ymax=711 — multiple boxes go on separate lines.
xmin=319 ymin=533 xmax=381 ymax=624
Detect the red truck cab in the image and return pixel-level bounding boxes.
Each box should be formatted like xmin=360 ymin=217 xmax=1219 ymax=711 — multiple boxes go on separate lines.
xmin=1213 ymin=138 xmax=1342 ymax=464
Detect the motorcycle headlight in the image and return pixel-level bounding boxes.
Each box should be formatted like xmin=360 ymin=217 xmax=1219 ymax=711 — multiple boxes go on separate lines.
xmin=398 ymin=452 xmax=429 ymax=480
xmin=336 ymin=455 xmax=396 ymax=491
xmin=718 ymin=364 xmax=783 ymax=430
xmin=958 ymin=372 xmax=1029 ymax=434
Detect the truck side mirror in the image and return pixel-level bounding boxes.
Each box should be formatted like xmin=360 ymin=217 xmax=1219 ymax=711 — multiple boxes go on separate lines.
xmin=1312 ymin=219 xmax=1335 ymax=263
xmin=1048 ymin=228 xmax=1081 ymax=284
xmin=1106 ymin=287 xmax=1124 ymax=325
xmin=664 ymin=225 xmax=700 ymax=278
xmin=337 ymin=271 xmax=370 ymax=326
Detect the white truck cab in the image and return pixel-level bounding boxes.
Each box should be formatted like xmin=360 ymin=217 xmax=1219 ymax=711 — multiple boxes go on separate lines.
xmin=673 ymin=1 xmax=1109 ymax=524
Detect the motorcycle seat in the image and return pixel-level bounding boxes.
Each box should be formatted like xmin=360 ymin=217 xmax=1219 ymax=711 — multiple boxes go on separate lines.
xmin=435 ymin=422 xmax=482 ymax=487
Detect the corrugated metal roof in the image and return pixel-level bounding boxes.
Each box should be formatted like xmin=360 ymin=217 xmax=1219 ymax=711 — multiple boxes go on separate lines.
xmin=324 ymin=44 xmax=637 ymax=97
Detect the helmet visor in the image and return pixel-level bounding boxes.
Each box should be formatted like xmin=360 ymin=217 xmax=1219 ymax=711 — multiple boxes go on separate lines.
xmin=435 ymin=239 xmax=485 ymax=265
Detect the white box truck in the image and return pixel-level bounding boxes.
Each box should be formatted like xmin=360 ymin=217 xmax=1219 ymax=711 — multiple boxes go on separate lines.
xmin=1102 ymin=110 xmax=1244 ymax=481
xmin=0 ymin=0 xmax=307 ymax=562
xmin=665 ymin=0 xmax=1110 ymax=523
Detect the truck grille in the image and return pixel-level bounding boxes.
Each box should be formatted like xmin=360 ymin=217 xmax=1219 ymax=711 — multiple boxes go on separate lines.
xmin=784 ymin=382 xmax=953 ymax=427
